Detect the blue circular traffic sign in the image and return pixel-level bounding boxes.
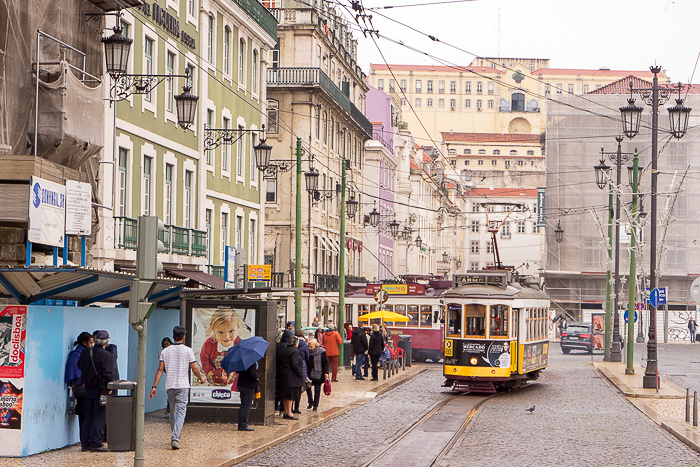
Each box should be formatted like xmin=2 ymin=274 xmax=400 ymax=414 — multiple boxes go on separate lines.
xmin=624 ymin=309 xmax=638 ymax=324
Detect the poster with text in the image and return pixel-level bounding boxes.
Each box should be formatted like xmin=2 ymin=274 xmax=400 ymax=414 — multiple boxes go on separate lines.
xmin=28 ymin=176 xmax=65 ymax=248
xmin=189 ymin=307 xmax=256 ymax=405
xmin=0 ymin=306 xmax=27 ymax=379
xmin=0 ymin=379 xmax=23 ymax=429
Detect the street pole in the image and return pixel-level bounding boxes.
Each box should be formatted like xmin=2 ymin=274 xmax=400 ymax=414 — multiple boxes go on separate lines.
xmin=610 ymin=137 xmax=624 ymax=363
xmin=604 ymin=183 xmax=613 ymax=361
xmin=132 ymin=320 xmax=147 ymax=467
xmin=626 ymin=151 xmax=638 ymax=375
xmin=338 ymin=157 xmax=347 ymax=364
xmin=295 ymin=137 xmax=302 ymax=327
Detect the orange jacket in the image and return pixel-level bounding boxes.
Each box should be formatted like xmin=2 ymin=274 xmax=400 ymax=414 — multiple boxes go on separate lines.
xmin=322 ymin=331 xmax=343 ymax=357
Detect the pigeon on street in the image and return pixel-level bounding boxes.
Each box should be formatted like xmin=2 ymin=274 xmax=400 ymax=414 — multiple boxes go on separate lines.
xmin=526 ymin=405 xmax=535 ymax=414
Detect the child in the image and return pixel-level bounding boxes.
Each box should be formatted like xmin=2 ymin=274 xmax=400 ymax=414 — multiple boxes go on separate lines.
xmin=200 ymin=309 xmax=245 ymax=385
xmin=379 ymin=344 xmax=392 ymax=366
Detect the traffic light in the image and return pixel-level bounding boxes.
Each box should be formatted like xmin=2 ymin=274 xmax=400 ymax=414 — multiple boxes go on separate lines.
xmin=136 ymin=216 xmax=165 ymax=280
xmin=129 ymin=279 xmax=156 ymax=324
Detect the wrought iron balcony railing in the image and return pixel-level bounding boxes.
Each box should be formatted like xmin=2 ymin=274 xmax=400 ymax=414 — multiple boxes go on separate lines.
xmin=114 ymin=216 xmax=207 ymax=257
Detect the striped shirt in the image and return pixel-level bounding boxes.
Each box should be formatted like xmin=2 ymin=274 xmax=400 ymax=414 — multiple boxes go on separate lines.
xmin=160 ymin=343 xmax=196 ymax=390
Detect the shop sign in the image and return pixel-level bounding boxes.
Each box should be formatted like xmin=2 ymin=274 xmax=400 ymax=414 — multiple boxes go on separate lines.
xmin=140 ymin=2 xmax=197 ymax=49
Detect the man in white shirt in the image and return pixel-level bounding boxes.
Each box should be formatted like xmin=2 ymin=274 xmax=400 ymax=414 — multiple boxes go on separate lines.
xmin=149 ymin=326 xmax=205 ymax=450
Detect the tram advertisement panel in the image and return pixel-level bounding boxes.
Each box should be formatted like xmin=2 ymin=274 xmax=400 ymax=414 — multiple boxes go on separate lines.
xmin=444 ymin=339 xmax=512 ymax=369
xmin=522 ymin=341 xmax=549 ymax=372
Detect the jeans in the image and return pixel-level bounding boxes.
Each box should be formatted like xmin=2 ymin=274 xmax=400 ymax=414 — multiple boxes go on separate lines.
xmin=328 ymin=355 xmax=339 ymax=381
xmin=167 ymin=388 xmax=189 ymax=441
xmin=83 ymin=387 xmax=106 ymax=449
xmin=691 ymin=330 xmax=696 ymax=343
xmin=354 ymin=354 xmax=365 ymax=379
xmin=238 ymin=388 xmax=254 ymax=429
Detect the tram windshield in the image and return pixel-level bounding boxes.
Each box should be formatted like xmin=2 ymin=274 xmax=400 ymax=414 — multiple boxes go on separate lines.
xmin=465 ymin=304 xmax=486 ymax=337
xmin=489 ymin=305 xmax=509 ymax=338
xmin=447 ymin=304 xmax=462 ymax=337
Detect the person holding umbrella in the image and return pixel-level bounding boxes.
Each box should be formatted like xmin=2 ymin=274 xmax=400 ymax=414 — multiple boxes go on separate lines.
xmin=220 ymin=336 xmax=269 ymax=431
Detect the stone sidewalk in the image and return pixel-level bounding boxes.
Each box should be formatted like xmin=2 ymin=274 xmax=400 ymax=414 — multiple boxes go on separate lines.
xmin=4 ymin=363 xmax=428 ymax=467
xmin=594 ymin=360 xmax=700 ymax=453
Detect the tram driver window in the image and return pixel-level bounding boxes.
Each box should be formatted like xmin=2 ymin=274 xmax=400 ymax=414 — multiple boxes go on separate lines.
xmin=447 ymin=304 xmax=462 ymax=337
xmin=407 ymin=305 xmax=419 ymax=326
xmin=464 ymin=304 xmax=486 ymax=336
xmin=489 ymin=305 xmax=509 ymax=337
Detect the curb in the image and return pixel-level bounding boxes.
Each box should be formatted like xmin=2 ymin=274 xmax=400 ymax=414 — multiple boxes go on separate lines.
xmin=196 ymin=367 xmax=429 ymax=467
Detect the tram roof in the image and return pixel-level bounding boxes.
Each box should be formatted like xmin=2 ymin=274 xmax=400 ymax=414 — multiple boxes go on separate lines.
xmin=444 ymin=281 xmax=549 ymax=301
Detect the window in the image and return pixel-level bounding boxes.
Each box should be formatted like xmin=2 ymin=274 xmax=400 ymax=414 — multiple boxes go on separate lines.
xmin=489 ymin=305 xmax=509 ymax=337
xmin=400 ymin=98 xmax=406 ymax=106
xmin=476 ymin=99 xmax=482 ymax=110
xmin=378 ymin=79 xmax=384 ymax=91
xmin=250 ymin=133 xmax=257 ymax=181
xmin=504 ymin=160 xmax=510 ymax=169
xmin=207 ymin=15 xmax=214 ymax=63
xmin=583 ymin=84 xmax=589 ymax=93
xmin=488 ymin=82 xmax=494 ymax=95
xmin=464 ymin=149 xmax=471 ymax=155
xmin=165 ymin=163 xmax=173 ymax=224
xmin=237 ymin=125 xmax=244 ymax=176
xmin=556 ymin=83 xmax=562 ymax=94
xmin=470 ymin=241 xmax=479 ymax=253
xmin=323 ymin=110 xmax=328 ymax=143
xmin=517 ymin=220 xmax=525 ymax=233
xmin=464 ymin=160 xmax=469 ymax=165
xmin=465 ymin=81 xmax=471 ymax=94
xmin=502 ymin=223 xmax=511 ymax=238
xmin=249 ymin=219 xmax=256 ymax=264
xmin=477 ymin=159 xmax=484 ymax=165
xmin=188 ymin=0 xmax=195 ymax=16
xmin=476 ymin=82 xmax=482 ymax=94
xmin=527 ymin=150 xmax=534 ymax=155
xmin=438 ymin=99 xmax=444 ymax=107
xmin=184 ymin=170 xmax=192 ymax=228
xmin=438 ymin=80 xmax=445 ymax=94
xmin=415 ymin=98 xmax=421 ymax=107
xmin=117 ymin=148 xmax=128 ymax=217
xmin=206 ymin=109 xmax=214 ymax=164
xmin=266 ymin=176 xmax=277 ymax=202
xmin=488 ymin=100 xmax=494 ymax=109
xmin=143 ymin=156 xmax=152 ymax=215
xmin=271 ymin=42 xmax=280 ymax=69
xmin=400 ymin=79 xmax=407 ymax=92
xmin=222 ymin=117 xmax=230 ymax=171
xmin=450 ymin=99 xmax=456 ymax=110
xmin=267 ymin=99 xmax=279 ymax=133
xmin=205 ymin=209 xmax=212 ymax=263
xmin=223 ymin=27 xmax=230 ymax=74
xmin=220 ymin=212 xmax=228 ymax=264
xmin=450 ymin=81 xmax=456 ymax=94
xmin=236 ymin=215 xmax=243 ymax=249
xmin=447 ymin=304 xmax=462 ymax=337
xmin=491 ymin=159 xmax=497 ymax=166
xmin=427 ymin=98 xmax=433 ymax=107
xmin=533 ymin=223 xmax=542 ymax=234
xmin=415 ymin=80 xmax=422 ymax=93
xmin=330 ymin=117 xmax=334 ymax=149
xmin=448 ymin=148 xmax=456 ymax=155
xmin=252 ymin=50 xmax=258 ymax=94
xmin=389 ymin=79 xmax=395 ymax=92
xmin=427 ymin=80 xmax=433 ymax=93
xmin=568 ymin=84 xmax=574 ymax=94
xmin=545 ymin=84 xmax=551 ymax=94
xmin=465 ymin=99 xmax=471 ymax=108
xmin=315 ymin=106 xmax=321 ymax=139
xmin=518 ymin=160 xmax=524 ymax=166
xmin=470 ymin=220 xmax=479 ymax=232
xmin=166 ymin=51 xmax=175 ymax=112
xmin=238 ymin=38 xmax=246 ymax=86
xmin=493 ymin=149 xmax=500 ymax=155
xmin=486 ymin=241 xmax=493 ymax=253
xmin=510 ymin=150 xmax=517 ymax=155
xmin=450 ymin=159 xmax=456 ymax=167
xmin=144 ymin=37 xmax=153 ymax=102
xmin=472 ymin=203 xmax=480 ymax=212
xmin=512 ymin=92 xmax=525 ymax=112
xmin=470 ymin=262 xmax=479 ymax=271
xmin=464 ymin=304 xmax=486 ymax=337
xmin=478 ymin=149 xmax=486 ymax=155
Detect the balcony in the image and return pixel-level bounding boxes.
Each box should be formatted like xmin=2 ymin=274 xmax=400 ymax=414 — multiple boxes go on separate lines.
xmin=114 ymin=216 xmax=207 ymax=257
xmin=314 ymin=274 xmax=339 ymax=292
xmin=233 ymin=0 xmax=278 ymax=39
xmin=207 ymin=265 xmax=225 ymax=279
xmin=267 ymin=67 xmax=373 ymax=136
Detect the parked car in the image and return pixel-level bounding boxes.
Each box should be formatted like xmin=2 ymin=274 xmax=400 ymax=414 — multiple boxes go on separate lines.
xmin=560 ymin=323 xmax=593 ymax=354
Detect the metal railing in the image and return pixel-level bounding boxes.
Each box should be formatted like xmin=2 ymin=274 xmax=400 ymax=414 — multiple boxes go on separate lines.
xmin=232 ymin=0 xmax=278 ymax=39
xmin=114 ymin=217 xmax=138 ymax=250
xmin=267 ymin=67 xmax=373 ymax=136
xmin=207 ymin=265 xmax=225 ymax=279
xmin=314 ymin=274 xmax=339 ymax=292
xmin=114 ymin=216 xmax=207 ymax=257
xmin=272 ymin=272 xmax=286 ymax=288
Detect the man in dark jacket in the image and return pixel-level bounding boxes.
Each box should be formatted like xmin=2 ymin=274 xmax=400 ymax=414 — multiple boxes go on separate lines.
xmin=236 ymin=362 xmax=259 ymax=431
xmin=368 ymin=325 xmax=384 ymax=381
xmin=77 ymin=330 xmax=114 ymax=452
xmin=351 ymin=326 xmax=368 ymax=381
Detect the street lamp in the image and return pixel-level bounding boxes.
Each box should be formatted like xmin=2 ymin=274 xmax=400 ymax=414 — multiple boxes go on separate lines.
xmin=389 ymin=219 xmax=400 ymax=238
xmin=456 ymin=258 xmax=462 ymax=269
xmin=101 ymin=24 xmax=132 ymax=76
xmin=415 ymin=234 xmax=422 ymax=248
xmin=304 ymin=167 xmax=319 ymax=193
xmin=442 ymin=251 xmax=449 ymax=263
xmin=620 ymin=68 xmax=691 ymax=388
xmin=368 ymin=208 xmax=380 ymax=227
xmin=346 ymin=196 xmax=359 ymax=218
xmin=554 ymin=220 xmax=564 ymax=244
xmin=401 ymin=226 xmax=412 ymax=241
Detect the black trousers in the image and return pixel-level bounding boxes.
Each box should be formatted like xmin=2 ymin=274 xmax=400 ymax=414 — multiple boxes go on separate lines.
xmin=370 ymin=355 xmax=380 ymax=380
xmin=308 ymin=383 xmax=323 ymax=408
xmin=238 ymin=388 xmax=254 ymax=429
xmin=83 ymin=388 xmax=106 ymax=448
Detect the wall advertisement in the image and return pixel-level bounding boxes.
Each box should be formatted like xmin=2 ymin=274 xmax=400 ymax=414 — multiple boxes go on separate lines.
xmin=189 ymin=307 xmax=256 ymax=405
xmin=0 ymin=305 xmax=27 ymax=431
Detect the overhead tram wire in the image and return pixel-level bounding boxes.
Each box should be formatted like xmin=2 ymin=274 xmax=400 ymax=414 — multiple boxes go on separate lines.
xmin=365 ymin=0 xmax=479 ymax=10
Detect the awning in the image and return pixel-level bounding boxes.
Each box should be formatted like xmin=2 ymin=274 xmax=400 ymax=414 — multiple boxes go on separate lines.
xmin=166 ymin=268 xmax=224 ymax=289
xmin=264 ymin=233 xmax=278 ymax=252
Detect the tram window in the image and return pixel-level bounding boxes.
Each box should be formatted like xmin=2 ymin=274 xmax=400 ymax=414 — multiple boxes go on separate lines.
xmin=359 ymin=305 xmax=369 ymax=322
xmin=407 ymin=305 xmax=419 ymax=326
xmin=447 ymin=304 xmax=462 ymax=337
xmin=464 ymin=304 xmax=486 ymax=336
xmin=395 ymin=305 xmax=406 ymax=315
xmin=512 ymin=309 xmax=519 ymax=339
xmin=383 ymin=305 xmax=394 ymax=326
xmin=420 ymin=305 xmax=432 ymax=327
xmin=489 ymin=305 xmax=509 ymax=337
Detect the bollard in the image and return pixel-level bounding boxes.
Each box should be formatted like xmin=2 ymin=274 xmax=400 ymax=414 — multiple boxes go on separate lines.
xmin=382 ymin=361 xmax=387 ymax=380
xmin=401 ymin=354 xmax=405 ymax=371
xmin=687 ymin=388 xmax=691 ymax=422
xmin=694 ymin=391 xmax=698 ymax=428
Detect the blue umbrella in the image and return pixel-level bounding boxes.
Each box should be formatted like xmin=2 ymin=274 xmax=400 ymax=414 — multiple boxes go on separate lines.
xmin=221 ymin=336 xmax=270 ymax=373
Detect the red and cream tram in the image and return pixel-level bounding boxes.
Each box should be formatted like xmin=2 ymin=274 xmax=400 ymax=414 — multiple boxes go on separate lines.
xmin=443 ymin=270 xmax=551 ymax=393
xmin=345 ymin=276 xmax=450 ymax=362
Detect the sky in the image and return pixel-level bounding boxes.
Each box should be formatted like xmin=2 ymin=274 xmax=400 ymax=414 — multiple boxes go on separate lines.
xmin=347 ymin=0 xmax=700 ymax=84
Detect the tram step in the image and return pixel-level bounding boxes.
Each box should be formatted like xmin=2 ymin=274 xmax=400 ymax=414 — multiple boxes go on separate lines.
xmin=451 ymin=381 xmax=497 ymax=394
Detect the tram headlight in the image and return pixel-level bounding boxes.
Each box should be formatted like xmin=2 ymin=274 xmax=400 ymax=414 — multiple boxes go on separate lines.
xmin=470 ymin=357 xmax=478 ymax=365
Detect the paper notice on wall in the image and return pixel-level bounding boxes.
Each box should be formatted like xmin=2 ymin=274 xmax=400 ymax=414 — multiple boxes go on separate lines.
xmin=65 ymin=180 xmax=92 ymax=236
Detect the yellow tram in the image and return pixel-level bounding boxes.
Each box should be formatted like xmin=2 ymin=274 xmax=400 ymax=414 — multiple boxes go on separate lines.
xmin=443 ymin=270 xmax=551 ymax=393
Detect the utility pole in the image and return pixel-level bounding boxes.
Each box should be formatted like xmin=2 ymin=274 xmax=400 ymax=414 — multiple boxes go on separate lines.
xmin=626 ymin=151 xmax=639 ymax=374
xmin=604 ymin=183 xmax=613 ymax=361
xmin=295 ymin=137 xmax=302 ymax=327
xmin=338 ymin=156 xmax=348 ymax=363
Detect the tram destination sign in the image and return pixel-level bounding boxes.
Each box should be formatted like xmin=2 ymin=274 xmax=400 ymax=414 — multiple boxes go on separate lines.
xmin=453 ymin=272 xmax=510 ymax=290
xmin=365 ymin=283 xmax=425 ymax=295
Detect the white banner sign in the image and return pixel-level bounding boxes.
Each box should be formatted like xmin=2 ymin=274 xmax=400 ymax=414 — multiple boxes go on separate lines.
xmin=65 ymin=180 xmax=92 ymax=236
xmin=28 ymin=177 xmax=65 ymax=248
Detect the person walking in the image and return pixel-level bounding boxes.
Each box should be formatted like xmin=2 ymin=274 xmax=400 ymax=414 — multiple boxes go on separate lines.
xmin=306 ymin=338 xmax=328 ymax=411
xmin=77 ymin=330 xmax=114 ymax=452
xmin=275 ymin=330 xmax=293 ymax=414
xmin=689 ymin=317 xmax=698 ymax=343
xmin=314 ymin=324 xmax=324 ymax=347
xmin=323 ymin=326 xmax=343 ymax=382
xmin=293 ymin=329 xmax=309 ymax=414
xmin=149 ymin=326 xmax=206 ymax=450
xmin=236 ymin=361 xmax=259 ymax=431
xmin=368 ymin=324 xmax=384 ymax=381
xmin=351 ymin=325 xmax=368 ymax=381
xmin=65 ymin=331 xmax=93 ymax=451
xmin=278 ymin=335 xmax=304 ymax=420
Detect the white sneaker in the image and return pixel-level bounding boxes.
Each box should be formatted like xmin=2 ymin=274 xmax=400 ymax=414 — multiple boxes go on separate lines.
xmin=171 ymin=440 xmax=180 ymax=450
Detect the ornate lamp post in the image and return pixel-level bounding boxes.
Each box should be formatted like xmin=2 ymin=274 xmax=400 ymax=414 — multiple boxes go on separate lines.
xmin=554 ymin=220 xmax=564 ymax=244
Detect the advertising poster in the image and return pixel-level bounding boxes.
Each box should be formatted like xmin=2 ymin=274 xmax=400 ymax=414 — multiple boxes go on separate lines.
xmin=28 ymin=176 xmax=65 ymax=248
xmin=0 ymin=306 xmax=27 ymax=379
xmin=523 ymin=341 xmax=549 ymax=372
xmin=0 ymin=380 xmax=23 ymax=429
xmin=591 ymin=313 xmax=605 ymax=351
xmin=189 ymin=307 xmax=256 ymax=405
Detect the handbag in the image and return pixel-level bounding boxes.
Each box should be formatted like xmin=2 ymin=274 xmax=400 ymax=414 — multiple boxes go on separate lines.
xmin=254 ymin=382 xmax=261 ymax=399
xmin=230 ymin=373 xmax=239 ymax=392
xmin=323 ymin=377 xmax=331 ymax=396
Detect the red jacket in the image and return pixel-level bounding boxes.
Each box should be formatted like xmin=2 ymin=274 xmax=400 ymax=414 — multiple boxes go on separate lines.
xmin=322 ymin=331 xmax=342 ymax=357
